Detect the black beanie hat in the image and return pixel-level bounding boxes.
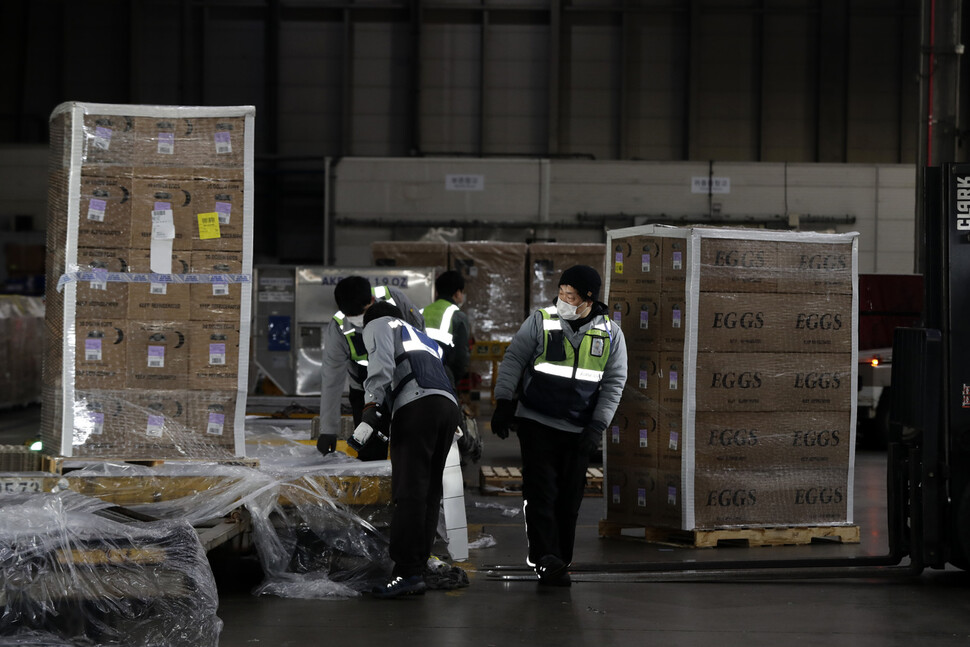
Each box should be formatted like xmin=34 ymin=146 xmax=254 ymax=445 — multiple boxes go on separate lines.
xmin=559 ymin=264 xmax=601 ymax=302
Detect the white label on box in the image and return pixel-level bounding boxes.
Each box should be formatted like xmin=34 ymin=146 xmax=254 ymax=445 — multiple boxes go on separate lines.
xmin=611 ymin=425 xmax=620 ymax=444
xmin=612 ymin=485 xmax=621 ymax=504
xmin=146 ymin=415 xmax=165 ymax=437
xmin=669 ymin=371 xmax=678 ymax=390
xmin=673 ymin=307 xmax=682 ymax=328
xmin=151 ymin=204 xmax=175 ymax=240
xmin=668 ymin=431 xmax=679 ymax=450
xmin=639 ymin=429 xmax=649 ymax=448
xmin=641 ymin=253 xmax=651 ymax=272
xmin=89 ymin=270 xmax=108 ymax=291
xmin=147 ymin=345 xmax=165 ymax=368
xmin=90 ymin=412 xmax=104 ymax=435
xmin=212 ymin=282 xmax=229 ymax=296
xmin=209 ymin=343 xmax=226 ymax=366
xmin=207 ymin=413 xmax=225 ymax=435
xmin=672 ymin=251 xmax=683 ymax=270
xmin=93 ymin=126 xmax=112 ymax=150
xmin=215 ymin=201 xmax=232 ymax=224
xmin=87 ymin=198 xmax=107 ymax=222
xmin=157 ymin=132 xmax=174 ymax=155
xmin=150 ymin=282 xmax=168 ymax=295
xmin=215 ymin=131 xmax=232 ymax=154
xmin=84 ymin=338 xmax=102 ymax=361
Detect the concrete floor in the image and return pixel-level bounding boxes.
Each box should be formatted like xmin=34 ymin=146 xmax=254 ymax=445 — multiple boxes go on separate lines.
xmin=5 ymin=403 xmax=970 ymax=646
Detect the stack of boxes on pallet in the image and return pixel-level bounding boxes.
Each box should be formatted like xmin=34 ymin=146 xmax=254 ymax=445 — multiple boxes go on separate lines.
xmin=42 ymin=102 xmax=254 ymax=459
xmin=605 ymin=225 xmax=857 ymax=531
xmin=372 ymin=240 xmax=607 ymax=389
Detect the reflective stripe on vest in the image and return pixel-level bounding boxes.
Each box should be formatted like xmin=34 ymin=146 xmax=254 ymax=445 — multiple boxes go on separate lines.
xmin=533 ymin=306 xmax=610 ymax=383
xmin=332 ymin=287 xmax=398 ymax=372
xmin=519 ymin=306 xmax=613 ymax=426
xmin=420 ymin=300 xmax=459 ymax=347
xmin=333 ymin=311 xmax=368 ymax=368
xmin=387 ymin=319 xmax=454 ymax=398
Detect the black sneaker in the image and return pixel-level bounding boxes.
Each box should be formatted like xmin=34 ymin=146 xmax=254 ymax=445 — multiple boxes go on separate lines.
xmin=371 ymin=575 xmax=428 ymax=599
xmin=536 ymin=555 xmax=571 ymax=587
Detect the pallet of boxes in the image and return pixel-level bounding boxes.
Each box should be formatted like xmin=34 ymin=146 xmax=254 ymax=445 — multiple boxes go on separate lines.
xmin=42 ymin=102 xmax=254 ymax=463
xmin=601 ymin=225 xmax=861 ymax=547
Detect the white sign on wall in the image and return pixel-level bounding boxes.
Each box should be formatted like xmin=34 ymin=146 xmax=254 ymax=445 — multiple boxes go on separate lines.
xmin=691 ymin=176 xmax=731 ymax=194
xmin=446 ymin=174 xmax=485 ymax=191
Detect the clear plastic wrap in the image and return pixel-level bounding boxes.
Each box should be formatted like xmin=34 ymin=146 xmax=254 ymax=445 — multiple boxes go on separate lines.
xmin=604 ymin=225 xmax=859 ymax=531
xmin=43 ymin=102 xmax=254 ymax=459
xmin=527 ymin=242 xmax=606 ymax=311
xmin=0 ymin=296 xmax=44 ymax=409
xmin=0 ymin=491 xmax=221 ymax=646
xmin=53 ymin=449 xmax=395 ymax=599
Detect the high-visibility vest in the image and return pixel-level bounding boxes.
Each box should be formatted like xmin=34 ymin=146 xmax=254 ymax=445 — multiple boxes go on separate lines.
xmin=332 ymin=286 xmax=398 ymax=382
xmin=387 ymin=319 xmax=455 ymax=398
xmin=520 ymin=306 xmax=613 ymax=426
xmin=421 ymin=299 xmax=460 ymax=348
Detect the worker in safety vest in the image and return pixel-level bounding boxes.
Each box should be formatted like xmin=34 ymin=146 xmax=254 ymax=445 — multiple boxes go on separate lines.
xmin=490 ymin=265 xmax=627 ymax=587
xmin=318 ymin=275 xmax=425 ymax=459
xmin=349 ymin=300 xmax=461 ymax=599
xmin=420 ymin=270 xmax=470 ymax=391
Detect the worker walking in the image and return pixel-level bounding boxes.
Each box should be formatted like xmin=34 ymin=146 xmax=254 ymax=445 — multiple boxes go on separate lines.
xmin=421 ymin=270 xmax=471 ymax=391
xmin=490 ymin=265 xmax=627 ymax=587
xmin=318 ymin=275 xmax=425 ymax=460
xmin=349 ymin=300 xmax=461 ymax=598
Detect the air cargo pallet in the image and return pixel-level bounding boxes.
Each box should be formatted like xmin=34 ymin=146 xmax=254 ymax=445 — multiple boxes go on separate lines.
xmin=598 ymin=520 xmax=861 ymax=548
xmin=480 ymin=465 xmax=603 ymax=497
xmin=41 ymin=454 xmax=259 ymax=474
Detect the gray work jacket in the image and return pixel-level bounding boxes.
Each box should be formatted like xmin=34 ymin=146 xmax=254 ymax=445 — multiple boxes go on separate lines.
xmin=493 ymin=303 xmax=627 ymax=434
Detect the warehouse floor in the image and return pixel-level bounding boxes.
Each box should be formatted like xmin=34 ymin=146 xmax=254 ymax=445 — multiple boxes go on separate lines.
xmin=5 ymin=403 xmax=970 ymax=646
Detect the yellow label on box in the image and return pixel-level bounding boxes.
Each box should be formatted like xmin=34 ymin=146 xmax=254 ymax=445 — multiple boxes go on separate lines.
xmin=198 ymin=213 xmax=221 ymax=240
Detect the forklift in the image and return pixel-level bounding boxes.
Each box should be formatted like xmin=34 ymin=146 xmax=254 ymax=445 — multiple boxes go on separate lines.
xmin=488 ymin=163 xmax=970 ymax=582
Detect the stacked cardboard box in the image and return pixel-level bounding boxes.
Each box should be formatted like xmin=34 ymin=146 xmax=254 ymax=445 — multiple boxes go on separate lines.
xmin=527 ymin=243 xmax=606 ymax=311
xmin=0 ymin=296 xmax=45 ymax=409
xmin=605 ymin=225 xmax=857 ymax=530
xmin=41 ymin=102 xmax=254 ymax=459
xmin=371 ymin=241 xmax=449 ymax=270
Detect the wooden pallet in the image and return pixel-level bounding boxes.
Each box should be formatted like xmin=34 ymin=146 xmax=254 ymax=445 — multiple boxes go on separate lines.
xmin=598 ymin=519 xmax=861 ymax=548
xmin=480 ymin=465 xmax=603 ymax=497
xmin=41 ymin=455 xmax=260 ymax=475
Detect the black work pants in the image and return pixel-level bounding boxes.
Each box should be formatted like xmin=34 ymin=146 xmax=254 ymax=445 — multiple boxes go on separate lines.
xmin=388 ymin=395 xmax=460 ymax=578
xmin=516 ymin=418 xmax=590 ymax=566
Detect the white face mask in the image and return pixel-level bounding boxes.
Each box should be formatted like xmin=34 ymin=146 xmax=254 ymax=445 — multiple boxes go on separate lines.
xmin=556 ymin=298 xmax=582 ymax=321
xmin=347 ymin=314 xmax=365 ymax=327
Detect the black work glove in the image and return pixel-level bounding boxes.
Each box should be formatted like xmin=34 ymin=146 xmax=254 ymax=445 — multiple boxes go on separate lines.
xmin=360 ymin=402 xmax=387 ymax=433
xmin=490 ymin=399 xmax=516 ymax=439
xmin=579 ymin=425 xmax=601 ymax=456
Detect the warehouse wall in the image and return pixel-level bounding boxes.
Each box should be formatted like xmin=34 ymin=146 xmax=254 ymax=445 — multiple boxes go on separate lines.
xmin=330 ymin=157 xmax=916 ymax=274
xmin=2 ymin=0 xmax=954 ymax=266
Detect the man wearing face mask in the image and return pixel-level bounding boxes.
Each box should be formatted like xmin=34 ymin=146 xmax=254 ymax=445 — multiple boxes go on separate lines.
xmin=318 ymin=275 xmax=425 ymax=459
xmin=490 ymin=264 xmax=627 ymax=587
